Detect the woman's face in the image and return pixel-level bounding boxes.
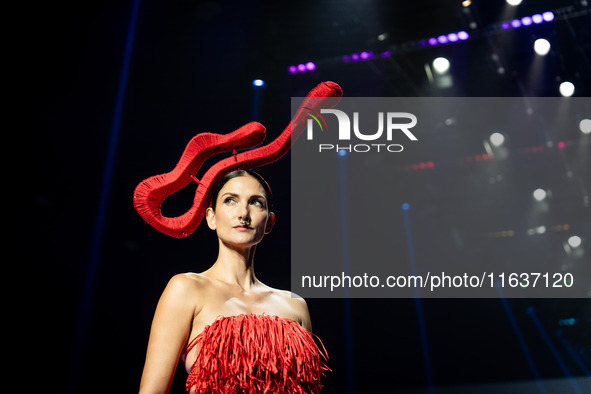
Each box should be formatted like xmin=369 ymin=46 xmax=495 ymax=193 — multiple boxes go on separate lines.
xmin=206 ymin=174 xmax=275 ymax=248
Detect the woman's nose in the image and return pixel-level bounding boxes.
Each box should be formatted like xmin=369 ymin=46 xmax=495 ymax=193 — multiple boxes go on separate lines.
xmin=237 ymin=201 xmax=250 ymax=217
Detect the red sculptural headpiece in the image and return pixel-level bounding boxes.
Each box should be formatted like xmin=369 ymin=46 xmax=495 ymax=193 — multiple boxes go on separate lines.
xmin=133 ymin=81 xmax=343 ymax=238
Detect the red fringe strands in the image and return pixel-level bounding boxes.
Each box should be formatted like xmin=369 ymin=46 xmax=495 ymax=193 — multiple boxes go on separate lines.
xmin=184 ymin=314 xmax=329 ymax=393
xmin=133 ymin=81 xmax=342 ymax=239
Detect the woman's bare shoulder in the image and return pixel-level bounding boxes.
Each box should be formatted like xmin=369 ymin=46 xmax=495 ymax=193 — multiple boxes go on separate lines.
xmin=159 ymin=272 xmax=213 ymax=304
xmin=285 ymin=291 xmax=310 ymax=315
xmin=171 ymin=272 xmax=209 ymax=283
xmin=260 ymin=284 xmax=306 ymax=307
xmin=285 ymin=291 xmax=312 ymax=330
xmin=261 ymin=284 xmax=312 ymax=330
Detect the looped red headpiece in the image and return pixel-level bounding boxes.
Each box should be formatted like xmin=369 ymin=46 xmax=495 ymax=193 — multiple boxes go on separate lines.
xmin=133 ymin=81 xmax=343 ymax=238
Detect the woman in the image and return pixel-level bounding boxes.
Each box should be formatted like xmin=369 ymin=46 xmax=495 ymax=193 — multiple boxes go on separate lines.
xmin=139 ymin=170 xmax=327 ymax=394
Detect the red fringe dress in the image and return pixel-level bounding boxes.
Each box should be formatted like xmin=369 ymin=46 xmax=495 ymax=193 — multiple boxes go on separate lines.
xmin=183 ymin=314 xmax=329 ymax=393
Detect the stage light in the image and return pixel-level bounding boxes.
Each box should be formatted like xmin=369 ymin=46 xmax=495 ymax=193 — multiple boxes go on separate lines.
xmin=305 ymin=61 xmax=316 ymax=71
xmin=532 ymin=14 xmax=544 ymax=24
xmin=404 ymin=161 xmax=435 ymax=171
xmin=297 ymin=64 xmax=306 ymax=72
xmin=433 ymin=57 xmax=450 ymax=74
xmin=288 ymin=65 xmax=297 ymax=74
xmin=534 ymin=38 xmax=551 ymax=55
xmin=542 ymin=11 xmax=555 ymax=22
xmin=533 ymin=188 xmax=547 ymax=201
xmin=490 ymin=132 xmax=505 ymax=147
xmin=360 ymin=51 xmax=371 ymax=60
xmin=521 ymin=16 xmax=533 ymax=26
xmin=579 ymin=119 xmax=591 ymax=134
xmin=427 ymin=31 xmax=468 ymax=47
xmin=506 ymin=0 xmax=522 ymax=6
xmin=567 ymin=235 xmax=582 ymax=248
xmin=498 ymin=9 xmax=556 ymax=30
xmin=559 ymin=81 xmax=575 ymax=97
xmin=558 ymin=318 xmax=577 ymax=326
xmin=252 ymin=79 xmax=265 ymax=87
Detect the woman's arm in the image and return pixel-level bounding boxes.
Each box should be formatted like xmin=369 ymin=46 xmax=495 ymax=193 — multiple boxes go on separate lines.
xmin=139 ymin=274 xmax=197 ymax=394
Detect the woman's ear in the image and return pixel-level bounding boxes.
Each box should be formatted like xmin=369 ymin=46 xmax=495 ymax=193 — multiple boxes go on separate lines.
xmin=205 ymin=207 xmax=217 ymax=230
xmin=265 ymin=212 xmax=276 ymax=234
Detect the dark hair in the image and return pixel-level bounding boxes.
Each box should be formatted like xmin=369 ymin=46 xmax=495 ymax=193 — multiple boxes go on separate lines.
xmin=210 ymin=169 xmax=273 ymax=211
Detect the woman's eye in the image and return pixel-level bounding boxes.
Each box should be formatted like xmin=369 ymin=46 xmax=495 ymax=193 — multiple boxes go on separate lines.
xmin=251 ymin=200 xmax=265 ymax=208
xmin=224 ymin=197 xmax=236 ymax=204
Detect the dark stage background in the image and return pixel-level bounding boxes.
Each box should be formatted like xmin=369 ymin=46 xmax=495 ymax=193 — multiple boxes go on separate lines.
xmin=23 ymin=0 xmax=590 ymax=393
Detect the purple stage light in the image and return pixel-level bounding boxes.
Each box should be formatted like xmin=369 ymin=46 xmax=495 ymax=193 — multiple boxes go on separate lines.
xmin=542 ymin=11 xmax=554 ymax=22
xmin=437 ymin=35 xmax=448 ymax=44
xmin=342 ymin=55 xmax=350 ymax=63
xmin=381 ymin=50 xmax=391 ymax=57
xmin=501 ymin=22 xmax=511 ymax=29
xmin=458 ymin=31 xmax=469 ymax=40
xmin=511 ymin=19 xmax=522 ymax=28
xmin=305 ymin=62 xmax=316 ymax=71
xmin=532 ymin=14 xmax=543 ymax=24
xmin=360 ymin=51 xmax=369 ymax=60
xmin=521 ymin=16 xmax=532 ymax=26
xmin=288 ymin=65 xmax=297 ymax=74
xmin=448 ymin=33 xmax=459 ymax=42
xmin=297 ymin=63 xmax=306 ymax=72
xmin=428 ymin=37 xmax=438 ymax=46
xmin=351 ymin=53 xmax=360 ymax=61
xmin=418 ymin=40 xmax=427 ymax=47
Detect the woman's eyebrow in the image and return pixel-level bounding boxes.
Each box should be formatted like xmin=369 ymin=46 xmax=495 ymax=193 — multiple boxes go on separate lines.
xmin=220 ymin=192 xmax=266 ymax=200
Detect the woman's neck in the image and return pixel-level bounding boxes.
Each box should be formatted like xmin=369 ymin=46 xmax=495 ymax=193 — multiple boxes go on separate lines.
xmin=206 ymin=242 xmax=258 ymax=291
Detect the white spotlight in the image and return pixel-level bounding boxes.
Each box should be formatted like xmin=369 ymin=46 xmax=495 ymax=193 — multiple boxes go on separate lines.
xmin=506 ymin=0 xmax=522 ymax=5
xmin=559 ymin=81 xmax=575 ymax=97
xmin=580 ymin=119 xmax=591 ymax=134
xmin=533 ymin=188 xmax=547 ymax=201
xmin=536 ymin=226 xmax=546 ymax=234
xmin=252 ymin=79 xmax=265 ymax=87
xmin=534 ymin=39 xmax=551 ymax=56
xmin=490 ymin=132 xmax=505 ymax=147
xmin=432 ymin=57 xmax=450 ymax=74
xmin=567 ymin=235 xmax=582 ymax=248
